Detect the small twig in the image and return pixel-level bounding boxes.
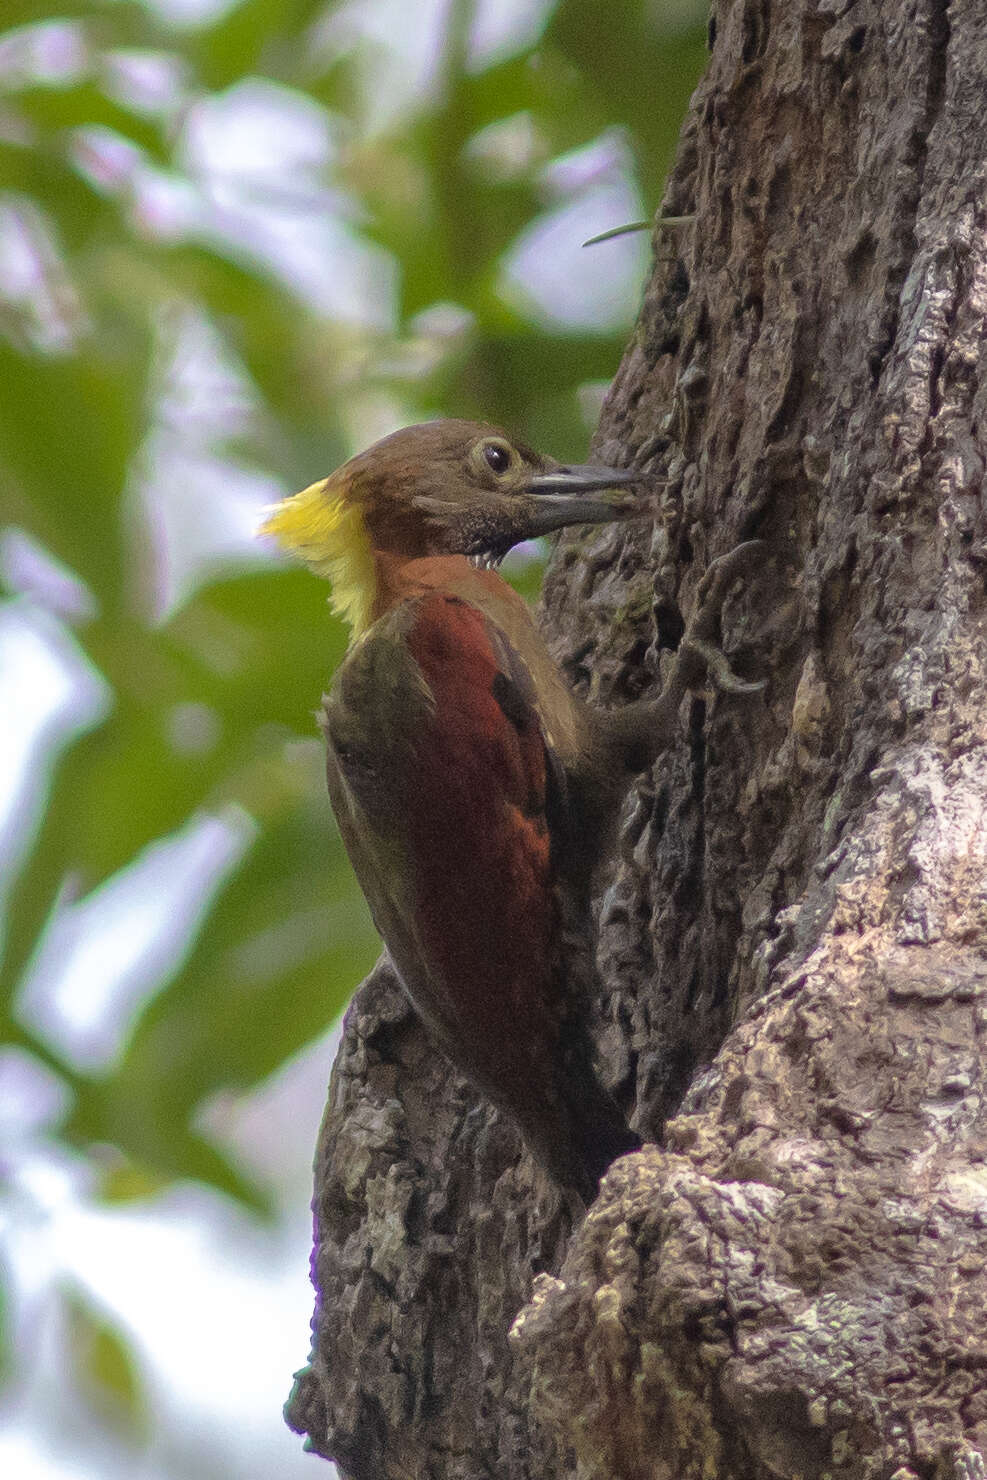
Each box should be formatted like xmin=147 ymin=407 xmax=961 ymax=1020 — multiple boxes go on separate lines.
xmin=582 ymin=215 xmax=696 ymax=247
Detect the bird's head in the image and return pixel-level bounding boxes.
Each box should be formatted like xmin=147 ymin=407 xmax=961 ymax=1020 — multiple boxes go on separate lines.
xmin=261 ymin=418 xmax=642 ymax=633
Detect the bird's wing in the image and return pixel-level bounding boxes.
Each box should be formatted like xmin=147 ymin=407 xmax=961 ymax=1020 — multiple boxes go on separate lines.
xmin=321 ymin=591 xmax=568 ymax=1090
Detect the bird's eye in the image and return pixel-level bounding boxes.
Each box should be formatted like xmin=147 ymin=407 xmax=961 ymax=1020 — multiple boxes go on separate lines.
xmin=483 ymin=441 xmax=512 ymax=476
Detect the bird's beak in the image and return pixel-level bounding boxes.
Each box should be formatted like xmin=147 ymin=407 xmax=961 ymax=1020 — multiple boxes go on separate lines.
xmin=521 ymin=462 xmax=642 ymax=536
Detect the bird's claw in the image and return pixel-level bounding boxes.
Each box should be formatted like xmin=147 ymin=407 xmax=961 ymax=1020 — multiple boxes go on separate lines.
xmin=679 ymin=540 xmax=766 ymax=695
xmin=679 ymin=638 xmax=766 ymax=694
xmin=691 ymin=540 xmax=765 ymax=633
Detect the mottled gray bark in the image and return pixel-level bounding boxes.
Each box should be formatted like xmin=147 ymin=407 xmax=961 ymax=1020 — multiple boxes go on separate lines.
xmin=286 ymin=2 xmax=987 ymax=1475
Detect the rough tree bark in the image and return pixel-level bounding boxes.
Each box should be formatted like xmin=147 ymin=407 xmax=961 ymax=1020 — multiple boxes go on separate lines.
xmin=286 ymin=2 xmax=987 ymax=1476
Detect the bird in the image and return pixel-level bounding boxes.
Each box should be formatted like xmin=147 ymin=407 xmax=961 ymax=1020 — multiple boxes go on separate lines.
xmin=262 ymin=419 xmax=762 ymax=1210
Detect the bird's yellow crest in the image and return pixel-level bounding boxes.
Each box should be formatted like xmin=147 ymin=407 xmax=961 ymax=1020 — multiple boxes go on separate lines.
xmin=261 ymin=480 xmax=376 ymax=637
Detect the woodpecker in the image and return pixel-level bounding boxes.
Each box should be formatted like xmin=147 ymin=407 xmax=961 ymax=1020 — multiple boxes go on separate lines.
xmin=262 ymin=419 xmax=761 ymax=1209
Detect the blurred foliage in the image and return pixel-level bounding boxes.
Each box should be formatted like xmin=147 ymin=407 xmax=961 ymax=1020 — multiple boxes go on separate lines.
xmin=63 ymin=1282 xmax=149 ymax=1442
xmin=0 ymin=0 xmax=707 ymax=1412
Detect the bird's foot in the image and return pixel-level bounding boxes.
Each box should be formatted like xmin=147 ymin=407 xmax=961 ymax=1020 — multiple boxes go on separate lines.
xmin=679 ymin=636 xmax=765 ymax=694
xmin=675 ymin=541 xmax=766 ymax=697
xmin=602 ymin=541 xmax=766 ymax=773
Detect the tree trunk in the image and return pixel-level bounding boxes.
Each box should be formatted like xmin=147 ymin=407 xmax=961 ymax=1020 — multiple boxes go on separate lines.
xmin=285 ymin=2 xmax=987 ymax=1476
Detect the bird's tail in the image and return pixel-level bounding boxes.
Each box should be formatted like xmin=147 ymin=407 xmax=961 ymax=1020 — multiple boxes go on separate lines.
xmin=525 ymin=1025 xmax=642 ymax=1209
xmin=562 ymin=1092 xmax=642 ymax=1209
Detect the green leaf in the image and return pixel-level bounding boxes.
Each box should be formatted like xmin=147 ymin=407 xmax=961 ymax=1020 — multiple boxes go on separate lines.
xmin=190 ymin=0 xmax=328 ymax=91
xmin=545 ymin=1 xmax=708 ymax=198
xmin=14 ymin=80 xmax=170 ymax=161
xmin=59 ymin=801 xmax=377 ymax=1207
xmin=62 ymin=1283 xmax=148 ymax=1442
xmin=0 ymin=334 xmax=151 ymax=612
xmin=0 ymin=562 xmax=347 ymax=996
